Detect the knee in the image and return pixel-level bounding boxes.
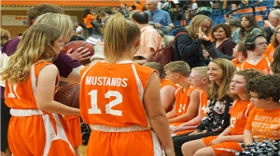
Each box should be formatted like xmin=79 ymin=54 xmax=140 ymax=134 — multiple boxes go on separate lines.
xmin=193 ymin=149 xmax=205 ymax=156
xmin=181 ymin=142 xmax=195 ymax=156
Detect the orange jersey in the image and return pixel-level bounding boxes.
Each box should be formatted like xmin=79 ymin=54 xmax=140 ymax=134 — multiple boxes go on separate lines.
xmin=174 ymin=85 xmax=197 ymax=117
xmin=229 ymin=100 xmax=254 ymax=135
xmin=198 ymin=90 xmax=208 ymax=119
xmin=231 ymin=58 xmax=243 ymax=69
xmin=263 ymin=43 xmax=276 ymax=59
xmin=239 ymin=57 xmax=272 ymax=74
xmin=5 ymin=62 xmax=58 ymax=109
xmin=80 ymin=61 xmax=155 ymax=127
xmin=160 ymin=78 xmax=177 ymax=89
xmin=245 ymin=107 xmax=280 ymax=142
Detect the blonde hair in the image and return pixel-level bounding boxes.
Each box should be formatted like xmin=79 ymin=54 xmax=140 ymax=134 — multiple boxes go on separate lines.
xmin=1 ymin=24 xmax=61 ymax=84
xmin=103 ymin=13 xmax=141 ymax=63
xmin=185 ymin=15 xmax=212 ymax=40
xmin=1 ymin=28 xmax=10 ymax=46
xmin=191 ymin=66 xmax=208 ymax=78
xmin=271 ymin=25 xmax=280 ymax=48
xmin=33 ymin=13 xmax=73 ymax=42
xmin=164 ymin=61 xmax=191 ymax=77
xmin=207 ymin=58 xmax=236 ymax=101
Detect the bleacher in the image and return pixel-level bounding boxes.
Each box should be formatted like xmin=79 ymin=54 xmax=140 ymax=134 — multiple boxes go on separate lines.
xmin=172 ymin=0 xmax=275 ymax=28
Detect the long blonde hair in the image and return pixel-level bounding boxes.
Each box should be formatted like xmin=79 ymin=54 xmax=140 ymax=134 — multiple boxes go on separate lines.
xmin=33 ymin=13 xmax=73 ymax=42
xmin=185 ymin=15 xmax=212 ymax=40
xmin=1 ymin=24 xmax=61 ymax=84
xmin=103 ymin=13 xmax=141 ymax=63
xmin=271 ymin=25 xmax=280 ymax=48
xmin=207 ymin=58 xmax=236 ymax=101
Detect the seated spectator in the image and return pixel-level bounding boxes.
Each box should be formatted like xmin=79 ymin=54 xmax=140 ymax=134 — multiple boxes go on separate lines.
xmin=264 ymin=9 xmax=280 ymax=43
xmin=164 ymin=61 xmax=200 ymax=125
xmin=73 ymin=21 xmax=84 ymax=39
xmin=195 ymin=1 xmax=213 ymax=16
xmin=211 ymin=24 xmax=236 ymax=56
xmin=157 ymin=0 xmax=170 ymax=12
xmin=225 ymin=17 xmax=241 ymax=43
xmin=264 ymin=25 xmax=280 ymax=58
xmin=241 ymin=33 xmax=272 ymax=74
xmin=239 ymin=14 xmax=264 ymax=42
xmin=236 ymin=75 xmax=280 ymax=156
xmin=232 ymin=42 xmax=247 ymax=69
xmin=170 ymin=66 xmax=209 ymax=136
xmin=270 ymin=46 xmax=280 ymax=74
xmin=131 ymin=11 xmax=162 ymax=61
xmin=144 ymin=62 xmax=177 ymax=112
xmin=145 ymin=0 xmax=174 ymax=36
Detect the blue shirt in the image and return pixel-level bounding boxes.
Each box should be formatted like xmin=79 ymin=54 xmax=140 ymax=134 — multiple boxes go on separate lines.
xmin=145 ymin=9 xmax=172 ymax=29
xmin=232 ymin=27 xmax=240 ymax=43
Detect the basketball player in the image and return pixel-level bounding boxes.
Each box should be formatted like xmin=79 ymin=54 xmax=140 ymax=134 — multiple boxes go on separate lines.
xmin=79 ymin=13 xmax=175 ymax=156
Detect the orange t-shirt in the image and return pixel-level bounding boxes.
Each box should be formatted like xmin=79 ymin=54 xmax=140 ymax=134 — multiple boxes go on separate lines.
xmin=229 ymin=100 xmax=254 ymax=135
xmin=174 ymin=85 xmax=197 ymax=117
xmin=160 ymin=78 xmax=177 ymax=89
xmin=263 ymin=43 xmax=276 ymax=59
xmin=239 ymin=56 xmax=272 ymax=74
xmin=80 ymin=61 xmax=154 ymax=127
xmin=245 ymin=107 xmax=280 ymax=142
xmin=83 ymin=14 xmax=94 ymax=28
xmin=5 ymin=62 xmax=58 ymax=109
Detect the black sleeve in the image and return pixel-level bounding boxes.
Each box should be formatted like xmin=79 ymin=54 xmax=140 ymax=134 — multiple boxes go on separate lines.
xmin=176 ymin=34 xmax=203 ymax=58
xmin=196 ymin=100 xmax=215 ymax=131
xmin=203 ymin=40 xmax=234 ymax=60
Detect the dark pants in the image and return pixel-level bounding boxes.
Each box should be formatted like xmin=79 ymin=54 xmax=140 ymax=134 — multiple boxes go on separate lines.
xmin=172 ymin=131 xmax=222 ymax=156
xmin=1 ymin=98 xmax=11 ymax=152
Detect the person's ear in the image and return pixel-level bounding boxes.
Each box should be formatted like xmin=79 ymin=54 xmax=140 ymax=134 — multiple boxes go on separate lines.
xmin=31 ymin=19 xmax=35 ymax=24
xmin=201 ymin=77 xmax=209 ymax=84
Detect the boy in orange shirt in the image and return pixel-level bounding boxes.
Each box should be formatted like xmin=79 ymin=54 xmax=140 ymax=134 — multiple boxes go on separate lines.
xmin=181 ymin=69 xmax=264 ymax=156
xmin=231 ymin=42 xmax=247 ymax=70
xmin=237 ymin=74 xmax=280 ymax=155
xmin=240 ymin=33 xmax=272 ymax=74
xmin=170 ymin=66 xmax=209 ymax=136
xmin=164 ymin=61 xmax=200 ymax=125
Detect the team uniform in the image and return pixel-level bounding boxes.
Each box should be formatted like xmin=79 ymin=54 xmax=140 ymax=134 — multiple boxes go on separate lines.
xmin=239 ymin=57 xmax=272 ymax=74
xmin=64 ymin=115 xmax=82 ymax=148
xmin=80 ymin=61 xmax=162 ymax=156
xmin=201 ymin=100 xmax=254 ymax=156
xmin=169 ymin=85 xmax=197 ymax=126
xmin=173 ymin=90 xmax=208 ymax=136
xmin=160 ymin=78 xmax=177 ymax=112
xmin=5 ymin=62 xmax=75 ymax=156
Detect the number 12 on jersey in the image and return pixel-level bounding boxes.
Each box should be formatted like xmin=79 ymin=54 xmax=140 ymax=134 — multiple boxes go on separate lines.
xmin=88 ymin=90 xmax=123 ymax=116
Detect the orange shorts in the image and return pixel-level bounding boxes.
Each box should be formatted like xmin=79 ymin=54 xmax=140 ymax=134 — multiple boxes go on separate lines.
xmin=202 ymin=136 xmax=242 ymax=156
xmin=8 ymin=114 xmax=75 ymax=156
xmin=64 ymin=115 xmax=82 ymax=148
xmin=87 ymin=129 xmax=162 ymax=156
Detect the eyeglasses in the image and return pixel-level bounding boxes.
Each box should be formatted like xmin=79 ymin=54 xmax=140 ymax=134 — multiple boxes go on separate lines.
xmin=255 ymin=42 xmax=268 ymax=46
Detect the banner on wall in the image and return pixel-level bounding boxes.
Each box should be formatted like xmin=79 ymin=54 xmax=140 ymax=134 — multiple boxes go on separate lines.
xmin=2 ymin=15 xmax=27 ymax=26
xmin=2 ymin=15 xmax=78 ymax=26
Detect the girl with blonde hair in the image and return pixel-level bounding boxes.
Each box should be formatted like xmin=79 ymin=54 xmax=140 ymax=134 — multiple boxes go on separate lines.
xmin=2 ymin=24 xmax=79 ymax=156
xmin=79 ymin=13 xmax=175 ymax=156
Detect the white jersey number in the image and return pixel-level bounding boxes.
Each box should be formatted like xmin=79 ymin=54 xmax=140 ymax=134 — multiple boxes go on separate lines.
xmin=88 ymin=90 xmax=122 ymax=116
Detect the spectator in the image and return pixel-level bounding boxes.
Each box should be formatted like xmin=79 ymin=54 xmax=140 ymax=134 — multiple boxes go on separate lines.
xmin=120 ymin=3 xmax=130 ymax=19
xmin=91 ymin=14 xmax=104 ymax=40
xmin=131 ymin=11 xmax=162 ymax=61
xmin=195 ymin=1 xmax=213 ymax=16
xmin=211 ymin=24 xmax=236 ymax=56
xmin=158 ymin=0 xmax=171 ymax=12
xmin=1 ymin=28 xmax=10 ymax=49
xmin=232 ymin=42 xmax=247 ymax=69
xmin=83 ymin=8 xmax=95 ymax=37
xmin=145 ymin=0 xmax=174 ymax=36
xmin=270 ymin=46 xmax=280 ymax=74
xmin=239 ymin=14 xmax=264 ymax=41
xmin=264 ymin=9 xmax=280 ymax=43
xmin=264 ymin=25 xmax=280 ymax=58
xmin=225 ymin=17 xmax=241 ymax=43
xmin=73 ymin=21 xmax=84 ymax=39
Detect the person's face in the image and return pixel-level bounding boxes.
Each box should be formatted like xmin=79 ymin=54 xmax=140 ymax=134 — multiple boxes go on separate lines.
xmin=207 ymin=62 xmax=223 ymax=83
xmin=188 ymin=71 xmax=205 ymax=87
xmin=268 ymin=15 xmax=279 ymax=27
xmin=53 ymin=36 xmax=64 ymax=53
xmin=165 ymin=70 xmax=178 ymax=84
xmin=230 ymin=75 xmax=247 ymax=95
xmin=275 ymin=28 xmax=280 ymax=44
xmin=254 ymin=37 xmax=267 ymax=54
xmin=200 ymin=21 xmax=211 ymax=33
xmin=214 ymin=27 xmax=226 ymax=40
xmin=250 ymin=92 xmax=267 ymax=108
xmin=232 ymin=44 xmax=239 ymax=58
xmin=145 ymin=1 xmax=157 ymax=12
xmin=241 ymin=17 xmax=250 ymax=28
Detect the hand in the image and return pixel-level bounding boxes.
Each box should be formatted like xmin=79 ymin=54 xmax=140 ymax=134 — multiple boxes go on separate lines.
xmin=197 ymin=27 xmax=209 ymax=41
xmin=66 ymin=47 xmax=91 ymax=62
xmin=209 ymin=137 xmax=224 ymax=146
xmin=203 ymin=50 xmax=210 ymax=59
xmin=154 ymin=23 xmax=162 ymax=28
xmin=189 ymin=130 xmax=207 ymax=136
